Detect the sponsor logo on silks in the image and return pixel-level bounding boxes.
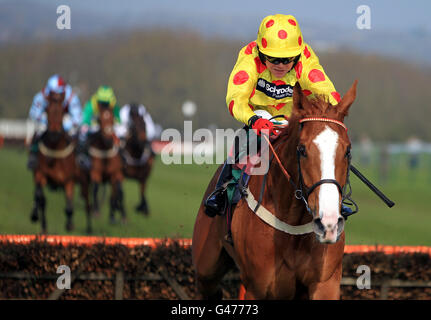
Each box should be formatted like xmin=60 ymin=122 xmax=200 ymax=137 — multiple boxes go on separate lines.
xmin=257 ymin=79 xmax=266 ymax=88
xmin=256 ymin=78 xmax=294 ymax=99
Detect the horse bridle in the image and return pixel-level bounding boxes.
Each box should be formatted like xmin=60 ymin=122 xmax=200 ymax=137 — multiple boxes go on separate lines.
xmin=266 ymin=116 xmax=356 ymax=216
xmin=294 ymin=117 xmax=357 ymax=217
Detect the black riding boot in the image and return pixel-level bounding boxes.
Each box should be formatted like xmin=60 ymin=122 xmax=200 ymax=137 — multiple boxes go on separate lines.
xmin=204 ymin=162 xmax=233 ymax=217
xmin=27 ymin=151 xmax=38 ymax=170
xmin=341 ymin=204 xmax=354 ymax=220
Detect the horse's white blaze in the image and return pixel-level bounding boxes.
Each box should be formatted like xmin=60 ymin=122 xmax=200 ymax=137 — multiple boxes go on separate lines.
xmin=313 ymin=126 xmax=340 ymax=230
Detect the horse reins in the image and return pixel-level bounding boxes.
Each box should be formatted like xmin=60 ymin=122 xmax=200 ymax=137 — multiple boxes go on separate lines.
xmin=262 ymin=117 xmax=352 ymax=215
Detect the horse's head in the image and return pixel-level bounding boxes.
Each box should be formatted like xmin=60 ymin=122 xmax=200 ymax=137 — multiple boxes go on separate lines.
xmin=46 ymin=92 xmax=65 ymax=141
xmin=98 ymin=103 xmax=115 ymax=141
xmin=128 ymin=104 xmax=147 ymax=146
xmin=290 ymin=81 xmax=357 ymax=243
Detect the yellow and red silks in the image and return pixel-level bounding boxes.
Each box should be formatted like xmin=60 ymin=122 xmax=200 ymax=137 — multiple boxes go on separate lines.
xmin=226 ymin=14 xmax=341 ymax=125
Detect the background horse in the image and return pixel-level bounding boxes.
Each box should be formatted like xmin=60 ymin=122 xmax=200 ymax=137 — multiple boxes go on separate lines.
xmin=192 ymin=81 xmax=357 ymax=299
xmin=88 ymin=106 xmax=126 ymax=224
xmin=30 ymin=94 xmax=77 ymax=233
xmin=121 ymin=105 xmax=154 ymax=215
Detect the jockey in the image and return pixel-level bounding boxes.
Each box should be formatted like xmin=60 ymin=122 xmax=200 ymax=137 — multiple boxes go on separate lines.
xmin=27 ymin=74 xmax=82 ymax=170
xmin=77 ymin=85 xmax=121 ymax=170
xmin=204 ymin=14 xmax=351 ymax=217
xmin=116 ymin=103 xmax=157 ymax=142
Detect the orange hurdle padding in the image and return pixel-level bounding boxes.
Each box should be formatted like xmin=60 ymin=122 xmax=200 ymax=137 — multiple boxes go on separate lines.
xmin=0 ymin=234 xmax=192 ymax=248
xmin=1 ymin=235 xmax=429 ymax=256
xmin=343 ymin=244 xmax=431 ymax=256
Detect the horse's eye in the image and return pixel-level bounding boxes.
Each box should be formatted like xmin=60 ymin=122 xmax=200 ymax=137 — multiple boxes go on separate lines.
xmin=345 ymin=146 xmax=352 ymax=159
xmin=298 ymin=145 xmax=307 ymax=157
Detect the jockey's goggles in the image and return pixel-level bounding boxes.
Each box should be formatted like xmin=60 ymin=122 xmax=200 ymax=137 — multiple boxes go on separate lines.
xmin=97 ymin=101 xmax=110 ymax=109
xmin=263 ymin=53 xmax=300 ymax=65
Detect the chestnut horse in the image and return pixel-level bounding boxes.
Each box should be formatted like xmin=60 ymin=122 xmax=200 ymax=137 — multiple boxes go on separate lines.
xmin=88 ymin=107 xmax=126 ymax=224
xmin=192 ymin=81 xmax=357 ymax=300
xmin=121 ymin=106 xmax=154 ymax=215
xmin=30 ymin=94 xmax=77 ymax=233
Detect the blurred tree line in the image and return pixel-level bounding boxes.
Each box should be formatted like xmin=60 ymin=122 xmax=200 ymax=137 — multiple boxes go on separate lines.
xmin=0 ymin=28 xmax=430 ymax=142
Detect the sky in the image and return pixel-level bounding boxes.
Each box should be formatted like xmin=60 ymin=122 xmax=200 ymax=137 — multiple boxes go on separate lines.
xmin=65 ymin=0 xmax=431 ymax=34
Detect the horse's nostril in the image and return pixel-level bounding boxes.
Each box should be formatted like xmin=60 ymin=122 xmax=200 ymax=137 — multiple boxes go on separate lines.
xmin=313 ymin=218 xmax=325 ymax=233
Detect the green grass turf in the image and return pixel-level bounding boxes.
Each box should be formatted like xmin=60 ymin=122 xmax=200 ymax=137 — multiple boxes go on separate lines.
xmin=0 ymin=146 xmax=430 ymax=245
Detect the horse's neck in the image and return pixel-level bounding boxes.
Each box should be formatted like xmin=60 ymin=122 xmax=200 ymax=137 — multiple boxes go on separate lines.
xmin=126 ymin=123 xmax=146 ymax=155
xmin=266 ymin=128 xmax=309 ymax=225
xmin=41 ymin=130 xmax=67 ymax=148
xmin=91 ymin=132 xmax=113 ymax=150
xmin=47 ymin=102 xmax=64 ymax=125
xmin=126 ymin=136 xmax=144 ymax=156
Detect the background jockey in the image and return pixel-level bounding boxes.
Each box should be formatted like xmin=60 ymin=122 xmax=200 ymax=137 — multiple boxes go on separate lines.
xmin=116 ymin=103 xmax=157 ymax=142
xmin=77 ymin=85 xmax=121 ymax=170
xmin=204 ymin=14 xmax=350 ymax=217
xmin=27 ymin=74 xmax=82 ymax=170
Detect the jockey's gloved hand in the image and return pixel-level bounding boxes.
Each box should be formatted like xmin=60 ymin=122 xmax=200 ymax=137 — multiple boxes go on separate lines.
xmin=248 ymin=115 xmax=275 ymax=136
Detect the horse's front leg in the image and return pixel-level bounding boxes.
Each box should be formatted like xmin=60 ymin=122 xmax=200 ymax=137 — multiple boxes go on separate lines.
xmin=64 ymin=181 xmax=74 ymax=232
xmin=111 ymin=158 xmax=126 ymax=223
xmin=108 ymin=181 xmax=119 ymax=224
xmin=90 ymin=160 xmax=102 ymax=217
xmin=30 ymin=187 xmax=40 ymax=223
xmin=92 ymin=182 xmax=101 ymax=217
xmin=136 ymin=180 xmax=149 ymax=215
xmin=30 ymin=170 xmax=44 ymax=223
xmin=110 ymin=179 xmax=126 ymax=224
xmin=308 ymin=264 xmax=342 ymax=300
xmin=117 ymin=181 xmax=126 ymax=224
xmin=35 ymin=183 xmax=47 ymax=234
xmin=136 ymin=160 xmax=153 ymax=215
xmin=79 ymin=173 xmax=92 ymax=234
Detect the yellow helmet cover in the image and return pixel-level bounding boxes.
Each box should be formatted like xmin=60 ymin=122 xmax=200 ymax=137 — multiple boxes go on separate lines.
xmin=257 ymin=14 xmax=305 ymax=58
xmin=94 ymin=85 xmax=117 ymax=109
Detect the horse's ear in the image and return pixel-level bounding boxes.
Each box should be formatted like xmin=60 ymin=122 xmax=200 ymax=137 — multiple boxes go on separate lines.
xmin=338 ymin=80 xmax=358 ymax=117
xmin=292 ymin=82 xmax=310 ymax=116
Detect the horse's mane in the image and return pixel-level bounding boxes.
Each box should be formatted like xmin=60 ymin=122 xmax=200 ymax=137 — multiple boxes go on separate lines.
xmin=46 ymin=98 xmax=64 ymax=111
xmin=276 ymin=94 xmax=344 ymax=143
xmin=276 ymin=113 xmax=300 ymax=146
